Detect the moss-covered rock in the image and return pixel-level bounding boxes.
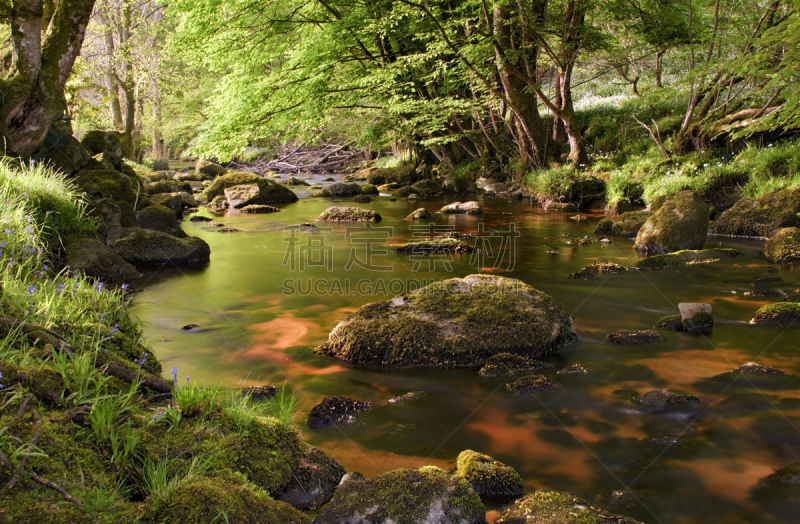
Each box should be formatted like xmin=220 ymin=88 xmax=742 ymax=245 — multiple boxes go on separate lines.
xmin=205 ymin=172 xmax=298 ymax=204
xmin=360 ymin=183 xmax=379 ymax=195
xmin=410 ymin=178 xmax=444 ymax=197
xmin=88 ymin=198 xmax=139 ymax=240
xmin=195 ymin=159 xmax=228 ymax=178
xmin=439 ymin=201 xmax=483 ymax=215
xmin=224 ymin=183 xmax=261 ymax=208
xmin=631 ymin=389 xmax=700 ymax=411
xmin=312 ymin=182 xmax=361 ymax=197
xmin=240 ymin=204 xmax=280 ymax=213
xmin=74 ymin=169 xmax=137 ymax=205
xmin=207 ymin=195 xmax=228 ymax=214
xmin=145 ymin=180 xmax=182 ymax=195
xmin=785 ymin=290 xmax=800 ymax=303
xmin=317 ymin=206 xmax=381 ymax=222
xmin=683 ymin=311 xmax=714 ymax=332
xmin=407 ymin=208 xmax=433 ymax=220
xmin=363 ymin=166 xmax=418 ymax=186
xmin=284 ymin=177 xmax=310 ymax=186
xmin=276 ymin=446 xmax=346 ymax=510
xmin=392 ymin=185 xmax=414 ymax=198
xmin=751 ymin=303 xmax=800 ymax=325
xmin=507 ymin=375 xmax=562 ymax=397
xmin=607 ymin=197 xmax=634 ymax=215
xmin=496 ymin=491 xmax=643 ymax=524
xmin=396 ymin=237 xmax=474 ymax=254
xmin=64 ymin=236 xmax=141 ymax=283
xmin=455 ymin=450 xmax=524 ymax=499
xmin=306 ymin=396 xmax=375 ymax=428
xmin=634 ymin=190 xmax=709 ymax=253
xmin=140 ymin=472 xmax=310 ymax=524
xmin=543 ymin=200 xmax=579 ymax=212
xmin=655 ymin=314 xmax=685 ymax=332
xmin=444 ymin=176 xmax=477 ymax=194
xmin=715 ymin=188 xmax=800 ymax=237
xmin=611 ymin=210 xmax=651 ymax=237
xmin=316 ymin=466 xmax=487 ymax=524
xmin=111 ymin=230 xmax=210 ymax=266
xmin=149 ymin=193 xmax=183 ymax=218
xmin=568 ymin=260 xmax=627 ymax=279
xmin=352 ymin=194 xmax=372 ymax=203
xmin=318 ymin=275 xmax=576 ymax=368
xmin=594 ymin=218 xmax=613 ymax=235
xmin=36 ymin=123 xmax=92 ymax=175
xmin=136 ymin=204 xmax=186 ymax=238
xmin=764 ymin=227 xmax=800 ymax=264
xmin=79 ymin=130 xmax=123 ymax=169
xmin=633 ymin=248 xmax=745 ymax=269
xmin=607 ymin=330 xmax=663 ymax=344
xmin=479 ymin=353 xmax=552 ymax=377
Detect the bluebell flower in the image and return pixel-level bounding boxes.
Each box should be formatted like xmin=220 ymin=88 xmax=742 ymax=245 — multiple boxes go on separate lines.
xmin=57 ymin=284 xmax=64 ymax=292
xmin=27 ymin=285 xmax=37 ymax=296
xmin=110 ymin=324 xmax=119 ymax=337
xmin=0 ymin=371 xmax=3 ymax=389
xmin=121 ymin=283 xmax=129 ymax=290
xmin=186 ymin=376 xmax=190 ymax=383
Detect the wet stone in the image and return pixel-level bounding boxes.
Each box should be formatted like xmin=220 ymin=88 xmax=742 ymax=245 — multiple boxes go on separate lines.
xmin=388 ymin=391 xmax=426 ymax=404
xmin=507 ymin=375 xmax=562 ymax=398
xmin=753 ymin=276 xmax=783 ymax=288
xmin=182 ymin=324 xmax=200 ymax=330
xmin=557 ymin=364 xmax=587 ymax=375
xmin=189 ymin=215 xmax=212 ymax=222
xmin=608 ymin=490 xmax=640 ymax=509
xmin=568 ymin=259 xmax=627 ymax=279
xmin=218 ymin=227 xmax=241 ymax=233
xmin=744 ymin=289 xmax=783 ymax=298
xmin=243 ymin=385 xmax=278 ymax=400
xmin=631 ymin=389 xmax=700 ymax=411
xmin=607 ymin=330 xmax=664 ymax=345
xmin=479 ymin=353 xmax=552 ymax=377
xmin=307 ymin=396 xmax=375 ymax=428
xmin=649 ymin=436 xmax=688 ymax=446
xmin=655 ymin=314 xmax=685 ymax=332
xmin=734 ymin=362 xmax=789 ymax=376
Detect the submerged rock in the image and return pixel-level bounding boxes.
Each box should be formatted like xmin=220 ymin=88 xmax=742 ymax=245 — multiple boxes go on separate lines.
xmin=715 ymin=187 xmax=800 ymax=237
xmin=655 ymin=314 xmax=685 ymax=332
xmin=729 ymin=362 xmax=788 ymax=376
xmin=496 ymin=491 xmax=642 ymax=524
xmin=406 ymin=207 xmax=434 ymax=220
xmin=634 ymin=191 xmax=710 ymax=253
xmin=631 ymin=389 xmax=700 ymax=411
xmin=455 ymin=450 xmax=524 ymax=499
xmin=317 ymin=206 xmax=381 ymax=222
xmin=764 ymin=227 xmax=800 ymax=264
xmin=276 ymin=445 xmax=346 ymax=510
xmin=751 ymin=303 xmax=800 ymax=325
xmin=753 ymin=276 xmax=783 ymax=288
xmin=607 ymin=330 xmax=663 ymax=344
xmin=111 ymin=230 xmax=211 ymax=266
xmin=507 ymin=375 xmax=562 ymax=397
xmin=439 ymin=201 xmax=484 ymax=215
xmin=396 ymin=238 xmax=474 ymax=254
xmin=479 ymin=353 xmax=552 ymax=377
xmin=756 ymin=462 xmax=800 ymax=491
xmin=568 ymin=260 xmax=627 ymax=279
xmin=316 ymin=466 xmax=486 ymax=524
xmin=633 ymin=248 xmax=744 ymax=269
xmin=317 ymin=275 xmax=577 ymax=368
xmin=306 ymin=396 xmax=375 ymax=428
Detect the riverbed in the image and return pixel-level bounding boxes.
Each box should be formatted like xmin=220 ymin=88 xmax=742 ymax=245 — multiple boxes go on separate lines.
xmin=130 ymin=176 xmax=800 ymax=523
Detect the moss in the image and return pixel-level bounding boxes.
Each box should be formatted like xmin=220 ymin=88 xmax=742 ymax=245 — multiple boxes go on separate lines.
xmin=240 ymin=204 xmax=280 ymax=213
xmin=317 ymin=206 xmax=381 ymax=222
xmin=80 ymin=130 xmax=120 ymax=157
xmin=715 ymin=188 xmax=800 ymax=237
xmin=195 ymin=160 xmax=227 ymax=178
xmin=594 ymin=218 xmax=613 ymax=235
xmin=507 ymin=375 xmax=562 ymax=397
xmin=611 ymin=210 xmax=651 ymax=237
xmin=455 ymin=450 xmax=524 ymax=499
xmin=140 ymin=472 xmax=310 ymax=524
xmin=396 ymin=237 xmax=474 ymax=254
xmin=149 ymin=193 xmax=183 ymax=218
xmin=764 ymin=227 xmax=800 ymax=264
xmin=392 ymin=185 xmax=414 ymax=198
xmin=64 ymin=236 xmax=141 ymax=283
xmin=410 ymin=178 xmax=443 ymax=197
xmin=145 ymin=180 xmax=182 ymax=195
xmin=136 ymin=205 xmax=186 ymax=238
xmin=317 ymin=275 xmax=576 ymax=368
xmin=352 ymin=194 xmax=372 ymax=203
xmin=364 ymin=166 xmax=417 ymax=186
xmin=607 ymin=330 xmax=663 ymax=344
xmin=276 ymin=445 xmax=346 ymax=510
xmin=633 ymin=248 xmax=745 ymax=269
xmin=359 ymin=183 xmax=379 ymax=194
xmin=74 ymin=169 xmax=136 ymax=205
xmin=751 ymin=303 xmax=800 ymax=325
xmin=496 ymin=490 xmax=643 ymax=524
xmin=634 ymin=190 xmax=710 ymax=253
xmin=205 ymin=172 xmax=297 ymax=203
xmin=479 ymin=353 xmax=552 ymax=376
xmin=312 ymin=182 xmax=361 ymax=198
xmin=315 ymin=466 xmax=486 ymax=524
xmin=785 ymin=290 xmax=800 ymax=303
xmin=683 ymin=311 xmax=714 ymax=331
xmin=655 ymin=314 xmax=685 ymax=331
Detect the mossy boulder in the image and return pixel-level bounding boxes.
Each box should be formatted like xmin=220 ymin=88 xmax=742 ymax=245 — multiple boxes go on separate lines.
xmin=276 ymin=446 xmax=346 ymax=510
xmin=633 ymin=248 xmax=745 ymax=269
xmin=634 ymin=190 xmax=709 ymax=253
xmin=150 ymin=193 xmax=184 ymax=218
xmin=111 ymin=230 xmax=210 ymax=266
xmin=64 ymin=236 xmax=141 ymax=283
xmin=607 ymin=197 xmax=634 ymax=215
xmin=240 ymin=204 xmax=280 ymax=213
xmin=140 ymin=472 xmax=311 ymax=524
xmin=352 ymin=194 xmax=372 ymax=203
xmin=360 ymin=183 xmax=379 ymax=195
xmin=396 ymin=237 xmax=474 ymax=254
xmin=224 ymin=183 xmax=262 ymax=208
xmin=88 ymin=198 xmax=138 ymax=240
xmin=307 ymin=396 xmax=375 ymax=428
xmin=318 ymin=206 xmax=381 ymax=222
xmin=764 ymin=227 xmax=800 ymax=264
xmin=607 ymin=330 xmax=663 ymax=344
xmin=74 ymin=169 xmax=137 ymax=205
xmin=207 ymin=195 xmax=229 ymax=213
xmin=543 ymin=200 xmax=579 ymax=212
xmin=285 ymin=177 xmax=310 ymax=186
xmin=79 ymin=130 xmax=124 ymax=169
xmin=785 ymin=290 xmax=800 ymax=303
xmin=195 ymin=159 xmax=228 ymax=178
xmin=455 ymin=450 xmax=524 ymax=499
xmin=36 ymin=122 xmax=92 ymax=175
xmin=317 ymin=275 xmax=576 ymax=368
xmin=444 ymin=176 xmax=477 ymax=194
xmin=392 ymin=185 xmax=414 ymax=198
xmin=479 ymin=353 xmax=552 ymax=377
xmin=144 ymin=180 xmax=182 ymax=195
xmin=439 ymin=201 xmax=484 ymax=215
xmin=612 ymin=210 xmax=651 ymax=237
xmin=136 ymin=204 xmax=186 ymax=238
xmin=496 ymin=491 xmax=643 ymax=524
xmin=683 ymin=311 xmax=714 ymax=332
xmin=507 ymin=375 xmax=562 ymax=397
xmin=568 ymin=260 xmax=627 ymax=279
xmin=363 ymin=166 xmax=418 ymax=186
xmin=715 ymin=187 xmax=800 ymax=237
xmin=406 ymin=208 xmax=433 ymax=220
xmin=312 ymin=182 xmax=362 ymax=197
xmin=206 ymin=172 xmax=298 ymax=204
xmin=315 ymin=466 xmax=487 ymax=524
xmin=594 ymin=218 xmax=614 ymax=235
xmin=655 ymin=314 xmax=685 ymax=332
xmin=410 ymin=178 xmax=444 ymax=197
xmin=751 ymin=303 xmax=800 ymax=325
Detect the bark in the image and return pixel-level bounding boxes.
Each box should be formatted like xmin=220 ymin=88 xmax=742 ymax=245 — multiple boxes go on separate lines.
xmin=655 ymin=50 xmax=664 ymax=88
xmin=0 ymin=0 xmax=96 ymax=156
xmin=102 ymin=25 xmax=124 ymax=130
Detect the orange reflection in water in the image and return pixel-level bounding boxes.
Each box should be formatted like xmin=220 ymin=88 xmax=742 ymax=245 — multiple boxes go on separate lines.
xmin=317 ymin=439 xmax=453 ymax=477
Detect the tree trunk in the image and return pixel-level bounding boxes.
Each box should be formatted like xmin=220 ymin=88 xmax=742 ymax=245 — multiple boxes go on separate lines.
xmin=655 ymin=50 xmax=665 ymax=88
xmin=0 ymin=0 xmax=96 ymax=156
xmin=552 ymin=72 xmax=565 ymax=143
xmin=102 ymin=27 xmax=124 ymax=130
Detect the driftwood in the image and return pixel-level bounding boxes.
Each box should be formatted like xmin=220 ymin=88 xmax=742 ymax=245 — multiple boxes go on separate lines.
xmin=230 ymin=143 xmax=367 ymax=175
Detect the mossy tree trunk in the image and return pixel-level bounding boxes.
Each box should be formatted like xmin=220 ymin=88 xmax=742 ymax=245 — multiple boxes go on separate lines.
xmin=0 ymin=0 xmax=96 ymax=156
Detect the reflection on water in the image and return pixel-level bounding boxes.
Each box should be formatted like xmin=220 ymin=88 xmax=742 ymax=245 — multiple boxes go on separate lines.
xmin=131 ymin=182 xmax=800 ymax=523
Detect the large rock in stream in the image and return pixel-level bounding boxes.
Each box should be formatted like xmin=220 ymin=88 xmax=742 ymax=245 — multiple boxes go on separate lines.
xmin=111 ymin=229 xmax=210 ymax=266
xmin=764 ymin=227 xmax=800 ymax=264
xmin=634 ymin=191 xmax=709 ymax=253
xmin=714 ymin=188 xmax=800 ymax=237
xmin=317 ymin=275 xmax=577 ymax=368
xmin=206 ymin=171 xmax=298 ymax=205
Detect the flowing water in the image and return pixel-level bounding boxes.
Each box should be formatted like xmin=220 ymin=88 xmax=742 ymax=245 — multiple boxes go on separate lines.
xmin=130 ymin=175 xmax=800 ymax=523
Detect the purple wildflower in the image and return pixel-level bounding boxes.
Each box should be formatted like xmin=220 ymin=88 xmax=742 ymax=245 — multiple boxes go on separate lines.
xmin=121 ymin=283 xmax=129 ymax=290
xmin=27 ymin=285 xmax=37 ymax=296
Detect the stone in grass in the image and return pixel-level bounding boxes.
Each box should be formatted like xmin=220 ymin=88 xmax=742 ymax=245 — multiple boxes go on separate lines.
xmin=439 ymin=201 xmax=484 ymax=215
xmin=557 ymin=364 xmax=587 ymax=375
xmin=496 ymin=490 xmax=643 ymax=524
xmin=406 ymin=207 xmax=433 ymax=220
xmin=607 ymin=330 xmax=663 ymax=344
xmin=479 ymin=353 xmax=552 ymax=377
xmin=242 ymin=385 xmax=278 ymax=400
xmin=455 ymin=449 xmax=524 ymax=499
xmin=507 ymin=375 xmax=562 ymax=397
xmin=633 ymin=248 xmax=744 ymax=269
xmin=317 ymin=274 xmax=577 ymax=368
xmin=396 ymin=237 xmax=474 ymax=254
xmin=764 ymin=227 xmax=800 ymax=264
xmin=568 ymin=260 xmax=627 ymax=279
xmin=655 ymin=314 xmax=685 ymax=332
xmin=277 ymin=445 xmax=346 ymax=510
xmin=317 ymin=206 xmax=381 ymax=222
xmin=751 ymin=303 xmax=800 ymax=325
xmin=240 ymin=204 xmax=280 ymax=213
xmin=316 ymin=466 xmax=486 ymax=524
xmin=352 ymin=194 xmax=372 ymax=203
xmin=306 ymin=396 xmax=375 ymax=428
xmin=631 ymin=389 xmax=700 ymax=411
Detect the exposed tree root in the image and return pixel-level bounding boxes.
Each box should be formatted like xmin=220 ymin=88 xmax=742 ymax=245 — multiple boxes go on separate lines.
xmin=0 ymin=315 xmax=72 ymax=352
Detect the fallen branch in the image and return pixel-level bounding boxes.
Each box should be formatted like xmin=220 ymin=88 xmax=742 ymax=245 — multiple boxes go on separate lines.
xmin=144 ymin=392 xmax=173 ymax=403
xmin=0 ymin=316 xmax=72 ymax=352
xmin=31 ymin=471 xmax=84 ymax=508
xmin=99 ymin=359 xmax=173 ymax=394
